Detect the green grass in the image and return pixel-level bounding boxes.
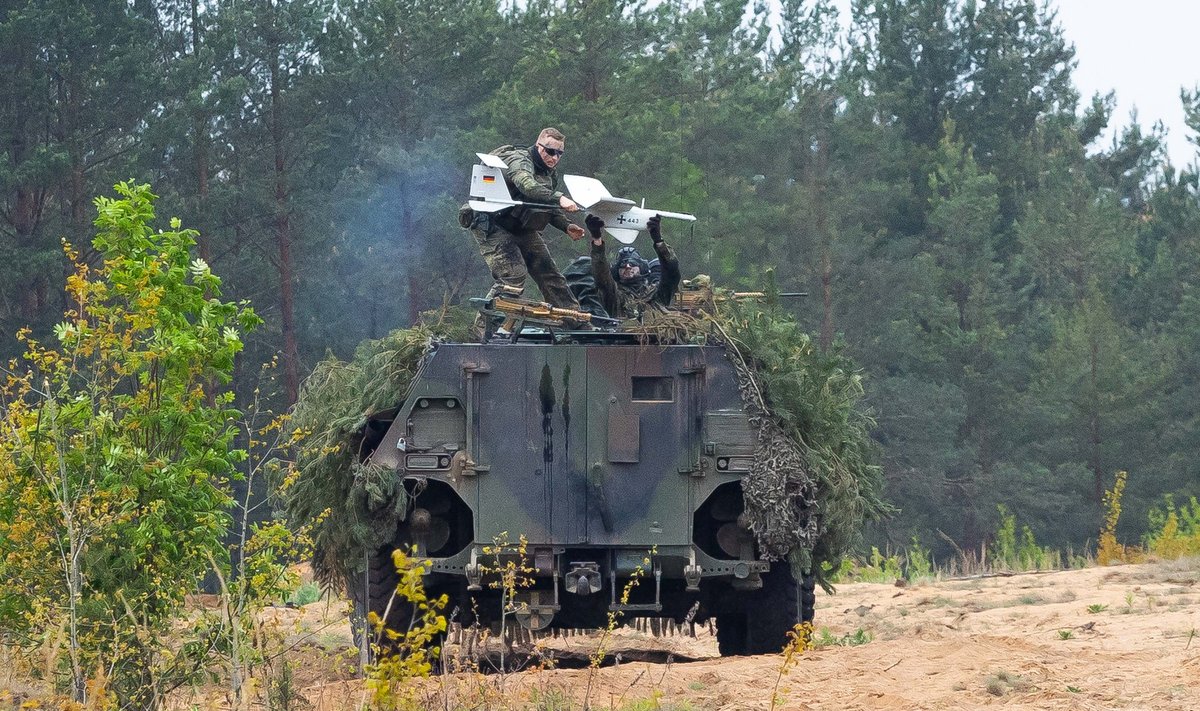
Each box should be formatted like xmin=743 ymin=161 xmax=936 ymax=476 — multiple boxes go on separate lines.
xmin=813 ymin=627 xmax=873 ymax=648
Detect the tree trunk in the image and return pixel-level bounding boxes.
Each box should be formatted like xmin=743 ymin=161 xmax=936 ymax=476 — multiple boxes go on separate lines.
xmin=269 ymin=20 xmax=300 ymax=405
xmin=9 ymin=144 xmax=49 ymax=321
xmin=820 ymin=244 xmax=833 ymax=351
xmin=407 ymin=271 xmax=421 ymax=327
xmin=1089 ymin=335 xmax=1103 ymax=505
xmin=404 ymin=206 xmax=421 ymax=325
xmin=814 ymin=131 xmax=833 ymax=352
xmin=191 ymin=0 xmax=211 ymax=263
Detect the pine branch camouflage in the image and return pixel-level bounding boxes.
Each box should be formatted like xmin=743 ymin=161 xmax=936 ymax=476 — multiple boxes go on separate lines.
xmin=281 ymin=302 xmax=885 ymax=593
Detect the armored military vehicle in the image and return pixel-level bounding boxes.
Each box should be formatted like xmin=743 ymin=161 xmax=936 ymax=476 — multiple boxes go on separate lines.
xmin=356 ymin=314 xmax=817 ymax=657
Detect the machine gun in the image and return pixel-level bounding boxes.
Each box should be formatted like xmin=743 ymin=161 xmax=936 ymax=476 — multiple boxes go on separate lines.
xmin=470 ymin=285 xmax=621 ymax=340
xmin=675 ymin=276 xmax=807 ymax=316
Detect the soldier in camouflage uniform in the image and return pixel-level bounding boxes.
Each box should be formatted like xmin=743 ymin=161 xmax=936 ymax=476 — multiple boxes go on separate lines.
xmin=459 ymin=128 xmax=585 ymax=314
xmin=576 ymin=213 xmax=681 ymax=320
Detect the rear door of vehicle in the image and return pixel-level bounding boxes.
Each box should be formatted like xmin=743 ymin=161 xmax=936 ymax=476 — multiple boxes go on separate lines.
xmin=471 ymin=345 xmax=588 ymax=545
xmin=584 ymin=345 xmax=701 ymax=546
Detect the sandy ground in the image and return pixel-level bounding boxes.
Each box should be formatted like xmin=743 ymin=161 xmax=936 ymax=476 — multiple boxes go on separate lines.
xmin=225 ymin=558 xmax=1200 ymax=709
xmin=9 ymin=558 xmax=1200 ymax=710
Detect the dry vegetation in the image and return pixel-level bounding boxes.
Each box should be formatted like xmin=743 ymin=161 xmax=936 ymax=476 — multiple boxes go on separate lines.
xmin=8 ymin=557 xmax=1196 ymax=710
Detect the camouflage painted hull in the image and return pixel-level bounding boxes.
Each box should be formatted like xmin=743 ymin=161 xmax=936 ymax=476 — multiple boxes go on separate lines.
xmin=367 ymin=340 xmax=812 ymax=653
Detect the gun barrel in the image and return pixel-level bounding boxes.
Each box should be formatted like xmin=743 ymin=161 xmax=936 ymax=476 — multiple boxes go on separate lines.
xmin=729 ymin=291 xmax=808 ymax=299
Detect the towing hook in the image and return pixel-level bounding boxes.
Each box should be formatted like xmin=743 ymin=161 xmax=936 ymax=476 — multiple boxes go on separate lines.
xmin=565 ymin=562 xmax=603 ymax=595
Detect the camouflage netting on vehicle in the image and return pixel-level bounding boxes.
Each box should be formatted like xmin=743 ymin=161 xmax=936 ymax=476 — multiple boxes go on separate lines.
xmin=281 ymin=299 xmax=886 ymax=592
xmin=276 ymin=308 xmax=475 ymax=588
xmin=730 ymin=355 xmax=820 ymax=563
xmin=710 ymin=301 xmax=889 ymax=591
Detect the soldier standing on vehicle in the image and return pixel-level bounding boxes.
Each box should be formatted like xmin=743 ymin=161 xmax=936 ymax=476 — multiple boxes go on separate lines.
xmin=576 ymin=213 xmax=681 ymax=320
xmin=459 ymin=128 xmax=586 ymax=313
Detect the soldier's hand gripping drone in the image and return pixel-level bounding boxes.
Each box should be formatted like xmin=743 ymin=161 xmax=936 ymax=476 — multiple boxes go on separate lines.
xmin=582 ymin=213 xmax=681 ymax=320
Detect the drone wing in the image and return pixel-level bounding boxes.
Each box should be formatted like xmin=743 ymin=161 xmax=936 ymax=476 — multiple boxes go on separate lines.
xmin=563 ymin=175 xmax=635 ymax=212
xmin=563 ymin=174 xmax=695 ymax=243
xmin=476 ymin=152 xmax=508 ymax=169
xmin=646 ymin=209 xmax=696 ymax=222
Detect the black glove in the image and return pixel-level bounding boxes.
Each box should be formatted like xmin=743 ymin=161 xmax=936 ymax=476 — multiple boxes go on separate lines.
xmin=586 ymin=214 xmax=605 ymax=239
xmin=648 ymin=214 xmax=662 ymax=243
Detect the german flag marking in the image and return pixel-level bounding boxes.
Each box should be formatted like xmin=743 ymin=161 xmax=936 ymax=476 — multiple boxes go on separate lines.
xmin=482 ymin=175 xmax=496 ymax=183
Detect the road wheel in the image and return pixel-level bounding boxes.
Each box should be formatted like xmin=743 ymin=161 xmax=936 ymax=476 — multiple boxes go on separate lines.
xmin=801 ymin=571 xmax=817 ymax=623
xmin=715 ymin=611 xmax=748 ymax=656
xmin=351 ymin=544 xmax=410 ymax=657
xmin=716 ymin=563 xmax=803 ymax=656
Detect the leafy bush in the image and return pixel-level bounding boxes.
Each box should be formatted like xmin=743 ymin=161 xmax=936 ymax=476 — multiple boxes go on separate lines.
xmin=905 ymin=537 xmax=935 ymax=581
xmin=1146 ymin=495 xmax=1200 ymax=559
xmin=990 ymin=505 xmax=1059 ymax=571
xmin=0 ymin=183 xmax=260 ymax=707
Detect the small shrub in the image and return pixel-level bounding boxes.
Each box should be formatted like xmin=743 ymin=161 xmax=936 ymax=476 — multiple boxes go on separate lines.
xmin=843 ymin=547 xmax=903 ymax=583
xmin=1098 ymin=471 xmax=1129 ymax=565
xmin=267 ymin=659 xmax=302 ymax=711
xmin=288 ymin=581 xmax=321 ymax=606
xmin=905 ymin=537 xmax=934 ymax=582
xmin=365 ymin=548 xmax=449 ymax=709
xmin=1087 ymin=604 xmax=1108 ymax=613
xmin=618 ymin=701 xmax=698 ymax=711
xmin=770 ymin=623 xmax=813 ymax=711
xmin=529 ymin=688 xmax=572 ymax=711
xmin=984 ymin=670 xmax=1029 ymax=697
xmin=1146 ymin=496 xmax=1200 ymax=560
xmin=1057 ymin=629 xmax=1073 ymax=640
xmin=990 ymin=505 xmax=1059 ymax=571
xmin=813 ymin=627 xmax=872 ymax=648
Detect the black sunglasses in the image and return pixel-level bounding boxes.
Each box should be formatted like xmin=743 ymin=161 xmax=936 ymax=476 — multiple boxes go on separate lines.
xmin=539 ymin=143 xmax=565 ymax=157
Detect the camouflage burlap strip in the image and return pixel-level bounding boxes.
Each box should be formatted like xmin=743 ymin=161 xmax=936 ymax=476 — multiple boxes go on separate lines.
xmin=727 ymin=345 xmax=821 ymax=564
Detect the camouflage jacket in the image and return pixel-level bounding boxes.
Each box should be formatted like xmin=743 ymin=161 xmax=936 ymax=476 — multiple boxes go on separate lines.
xmin=591 ymin=239 xmax=680 ymax=319
xmin=492 ymin=145 xmax=573 ymax=234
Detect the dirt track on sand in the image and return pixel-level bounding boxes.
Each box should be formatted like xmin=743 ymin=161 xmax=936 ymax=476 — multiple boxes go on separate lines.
xmin=167 ymin=558 xmax=1200 ymax=709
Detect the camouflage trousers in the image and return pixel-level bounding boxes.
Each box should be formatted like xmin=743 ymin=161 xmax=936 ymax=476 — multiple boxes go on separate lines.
xmin=467 ymin=214 xmax=580 ymax=310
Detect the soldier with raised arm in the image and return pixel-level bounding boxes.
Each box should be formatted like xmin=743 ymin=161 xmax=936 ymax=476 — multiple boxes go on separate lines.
xmin=578 ymin=213 xmax=681 ymax=320
xmin=459 ymin=128 xmax=586 ymax=315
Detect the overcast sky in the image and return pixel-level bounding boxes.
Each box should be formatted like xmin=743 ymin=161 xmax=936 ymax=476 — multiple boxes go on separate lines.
xmin=1054 ymin=0 xmax=1198 ymax=168
xmin=819 ymin=0 xmax=1200 ymax=168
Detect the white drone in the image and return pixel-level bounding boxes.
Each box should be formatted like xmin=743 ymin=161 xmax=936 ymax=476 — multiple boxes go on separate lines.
xmin=467 ymin=153 xmax=696 ymax=244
